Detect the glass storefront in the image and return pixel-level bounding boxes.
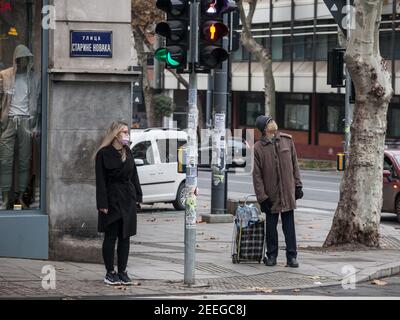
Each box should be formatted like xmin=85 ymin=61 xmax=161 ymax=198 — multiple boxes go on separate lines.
xmin=0 ymin=0 xmax=42 ymax=211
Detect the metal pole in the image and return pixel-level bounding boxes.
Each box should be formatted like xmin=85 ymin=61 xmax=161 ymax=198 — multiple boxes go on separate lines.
xmin=154 ymin=34 xmax=162 ymax=90
xmin=211 ymin=14 xmax=229 ymax=215
xmin=206 ymin=71 xmax=214 ymax=129
xmin=344 ymin=0 xmax=352 ymax=160
xmin=184 ymin=0 xmax=198 ymax=285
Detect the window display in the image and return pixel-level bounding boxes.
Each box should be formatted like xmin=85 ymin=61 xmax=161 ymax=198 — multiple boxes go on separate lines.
xmin=0 ymin=0 xmax=42 ymax=210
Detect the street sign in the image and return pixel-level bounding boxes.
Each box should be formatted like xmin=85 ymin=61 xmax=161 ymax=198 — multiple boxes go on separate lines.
xmin=323 ymin=0 xmax=354 ymax=36
xmin=70 ymin=31 xmax=112 ymax=58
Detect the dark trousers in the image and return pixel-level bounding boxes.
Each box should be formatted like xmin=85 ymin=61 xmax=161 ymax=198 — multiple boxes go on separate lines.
xmin=102 ymin=219 xmax=130 ymax=273
xmin=265 ymin=210 xmax=297 ymax=260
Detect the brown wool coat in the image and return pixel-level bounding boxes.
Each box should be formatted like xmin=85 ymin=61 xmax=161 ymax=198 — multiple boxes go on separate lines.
xmin=252 ymin=132 xmax=303 ymax=213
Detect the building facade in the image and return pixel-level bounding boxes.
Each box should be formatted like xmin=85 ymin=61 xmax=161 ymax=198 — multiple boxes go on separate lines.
xmin=162 ymin=0 xmax=400 ymax=160
xmin=0 ymin=0 xmax=140 ymax=260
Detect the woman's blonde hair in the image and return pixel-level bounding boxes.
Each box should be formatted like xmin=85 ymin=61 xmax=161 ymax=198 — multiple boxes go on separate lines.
xmin=93 ymin=120 xmax=129 ymax=161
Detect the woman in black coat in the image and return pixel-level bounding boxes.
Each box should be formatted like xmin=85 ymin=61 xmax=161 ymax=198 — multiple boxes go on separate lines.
xmin=95 ymin=121 xmax=142 ymax=286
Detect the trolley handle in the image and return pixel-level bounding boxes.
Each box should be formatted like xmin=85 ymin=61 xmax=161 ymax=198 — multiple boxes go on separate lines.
xmin=244 ymin=194 xmax=257 ymax=205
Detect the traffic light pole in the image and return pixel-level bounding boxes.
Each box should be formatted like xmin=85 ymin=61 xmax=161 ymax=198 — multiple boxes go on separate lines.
xmin=154 ymin=34 xmax=162 ymax=90
xmin=210 ymin=14 xmax=229 ymax=216
xmin=184 ymin=0 xmax=199 ymax=286
xmin=344 ymin=0 xmax=352 ymax=161
xmin=206 ymin=71 xmax=214 ymax=129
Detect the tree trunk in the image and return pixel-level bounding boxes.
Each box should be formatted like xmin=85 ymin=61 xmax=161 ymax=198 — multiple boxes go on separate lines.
xmin=238 ymin=0 xmax=276 ymax=118
xmin=324 ymin=0 xmax=393 ymax=247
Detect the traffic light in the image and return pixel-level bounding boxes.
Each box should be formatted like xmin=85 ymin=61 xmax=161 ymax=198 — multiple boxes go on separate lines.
xmin=154 ymin=0 xmax=189 ymax=71
xmin=327 ymin=48 xmax=345 ymax=88
xmin=197 ymin=0 xmax=237 ymax=71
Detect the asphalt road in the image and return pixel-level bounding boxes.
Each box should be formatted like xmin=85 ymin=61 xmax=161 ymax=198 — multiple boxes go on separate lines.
xmin=198 ymin=169 xmax=341 ymax=204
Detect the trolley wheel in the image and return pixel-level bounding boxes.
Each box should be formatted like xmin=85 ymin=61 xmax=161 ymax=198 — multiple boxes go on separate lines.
xmin=232 ymin=255 xmax=238 ymax=264
xmin=232 ymin=255 xmax=241 ymax=264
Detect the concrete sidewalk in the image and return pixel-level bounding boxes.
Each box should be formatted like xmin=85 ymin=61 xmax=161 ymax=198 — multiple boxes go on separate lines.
xmin=1 ymin=195 xmax=400 ymax=299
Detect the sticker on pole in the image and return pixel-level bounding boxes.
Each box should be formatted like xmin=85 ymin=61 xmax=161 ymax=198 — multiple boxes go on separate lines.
xmin=185 ymin=195 xmax=197 ymax=229
xmin=214 ymin=113 xmax=225 ymax=131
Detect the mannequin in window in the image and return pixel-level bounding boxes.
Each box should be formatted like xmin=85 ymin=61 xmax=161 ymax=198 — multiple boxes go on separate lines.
xmin=0 ymin=44 xmax=41 ymax=209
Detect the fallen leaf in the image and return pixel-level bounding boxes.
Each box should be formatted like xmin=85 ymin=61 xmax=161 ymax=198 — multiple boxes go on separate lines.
xmin=293 ymin=289 xmax=301 ymax=293
xmin=371 ymin=279 xmax=387 ymax=286
xmin=147 ymin=218 xmax=156 ymax=222
xmin=308 ymin=275 xmax=321 ymax=280
xmin=113 ymin=285 xmax=126 ymax=290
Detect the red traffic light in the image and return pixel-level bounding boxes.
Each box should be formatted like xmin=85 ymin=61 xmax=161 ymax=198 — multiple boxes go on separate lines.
xmin=155 ymin=21 xmax=187 ymax=41
xmin=202 ymin=21 xmax=228 ymax=41
xmin=156 ymin=0 xmax=188 ymax=16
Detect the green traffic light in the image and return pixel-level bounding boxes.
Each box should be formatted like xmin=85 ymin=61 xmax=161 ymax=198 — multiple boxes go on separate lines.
xmin=167 ymin=52 xmax=180 ymax=66
xmin=155 ymin=48 xmax=168 ymax=62
xmin=155 ymin=47 xmax=184 ymax=68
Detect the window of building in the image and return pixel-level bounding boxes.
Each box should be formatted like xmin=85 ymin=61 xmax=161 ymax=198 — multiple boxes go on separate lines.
xmin=326 ymin=105 xmax=344 ymax=132
xmin=238 ymin=93 xmax=265 ymax=127
xmin=0 ymin=0 xmax=43 ymax=211
xmin=232 ymin=45 xmax=244 ymax=62
xmin=318 ymin=94 xmax=345 ymax=133
xmin=387 ymin=107 xmax=400 ymax=138
xmin=272 ymin=35 xmax=283 ymax=60
xmin=380 ymin=31 xmax=391 ymax=59
xmin=284 ymin=104 xmax=310 ymax=130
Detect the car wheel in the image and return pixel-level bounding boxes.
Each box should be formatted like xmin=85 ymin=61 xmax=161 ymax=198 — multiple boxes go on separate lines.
xmin=173 ymin=182 xmax=186 ymax=211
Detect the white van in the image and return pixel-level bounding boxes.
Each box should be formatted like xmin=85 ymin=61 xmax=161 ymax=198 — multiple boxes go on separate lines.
xmin=130 ymin=128 xmax=187 ymax=210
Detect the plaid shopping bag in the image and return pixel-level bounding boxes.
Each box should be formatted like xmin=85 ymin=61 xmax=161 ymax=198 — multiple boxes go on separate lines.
xmin=238 ymin=221 xmax=265 ymax=260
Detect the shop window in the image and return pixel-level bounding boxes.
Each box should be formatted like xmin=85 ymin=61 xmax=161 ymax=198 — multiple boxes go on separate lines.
xmin=283 ymin=104 xmax=309 ymax=130
xmin=0 ymin=0 xmax=42 ymax=211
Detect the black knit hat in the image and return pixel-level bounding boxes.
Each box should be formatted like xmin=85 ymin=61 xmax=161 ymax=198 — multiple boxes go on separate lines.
xmin=255 ymin=115 xmax=273 ymax=133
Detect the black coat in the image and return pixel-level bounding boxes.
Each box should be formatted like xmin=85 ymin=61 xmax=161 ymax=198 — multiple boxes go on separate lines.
xmin=95 ymin=144 xmax=143 ymax=238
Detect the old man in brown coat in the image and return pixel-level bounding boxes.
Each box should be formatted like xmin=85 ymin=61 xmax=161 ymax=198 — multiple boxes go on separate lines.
xmin=252 ymin=115 xmax=303 ymax=268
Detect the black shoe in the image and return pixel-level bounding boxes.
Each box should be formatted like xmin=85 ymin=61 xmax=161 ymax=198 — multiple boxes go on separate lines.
xmin=263 ymin=256 xmax=277 ymax=266
xmin=286 ymin=257 xmax=299 ymax=268
xmin=118 ymin=271 xmax=132 ymax=285
xmin=104 ymin=271 xmax=121 ymax=285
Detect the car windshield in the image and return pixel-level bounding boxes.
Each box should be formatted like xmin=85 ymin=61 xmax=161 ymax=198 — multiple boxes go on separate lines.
xmin=395 ymin=155 xmax=400 ymax=166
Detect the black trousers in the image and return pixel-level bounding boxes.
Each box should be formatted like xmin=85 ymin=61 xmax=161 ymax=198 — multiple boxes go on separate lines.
xmin=265 ymin=210 xmax=297 ymax=260
xmin=102 ymin=219 xmax=130 ymax=273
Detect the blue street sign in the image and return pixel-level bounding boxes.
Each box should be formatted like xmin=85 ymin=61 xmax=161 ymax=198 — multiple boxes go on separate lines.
xmin=70 ymin=31 xmax=113 ymax=58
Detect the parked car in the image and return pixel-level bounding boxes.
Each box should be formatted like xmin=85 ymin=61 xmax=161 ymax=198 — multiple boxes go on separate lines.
xmin=198 ymin=137 xmax=250 ymax=168
xmin=130 ymin=128 xmax=187 ymax=210
xmin=382 ymin=149 xmax=400 ymax=222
